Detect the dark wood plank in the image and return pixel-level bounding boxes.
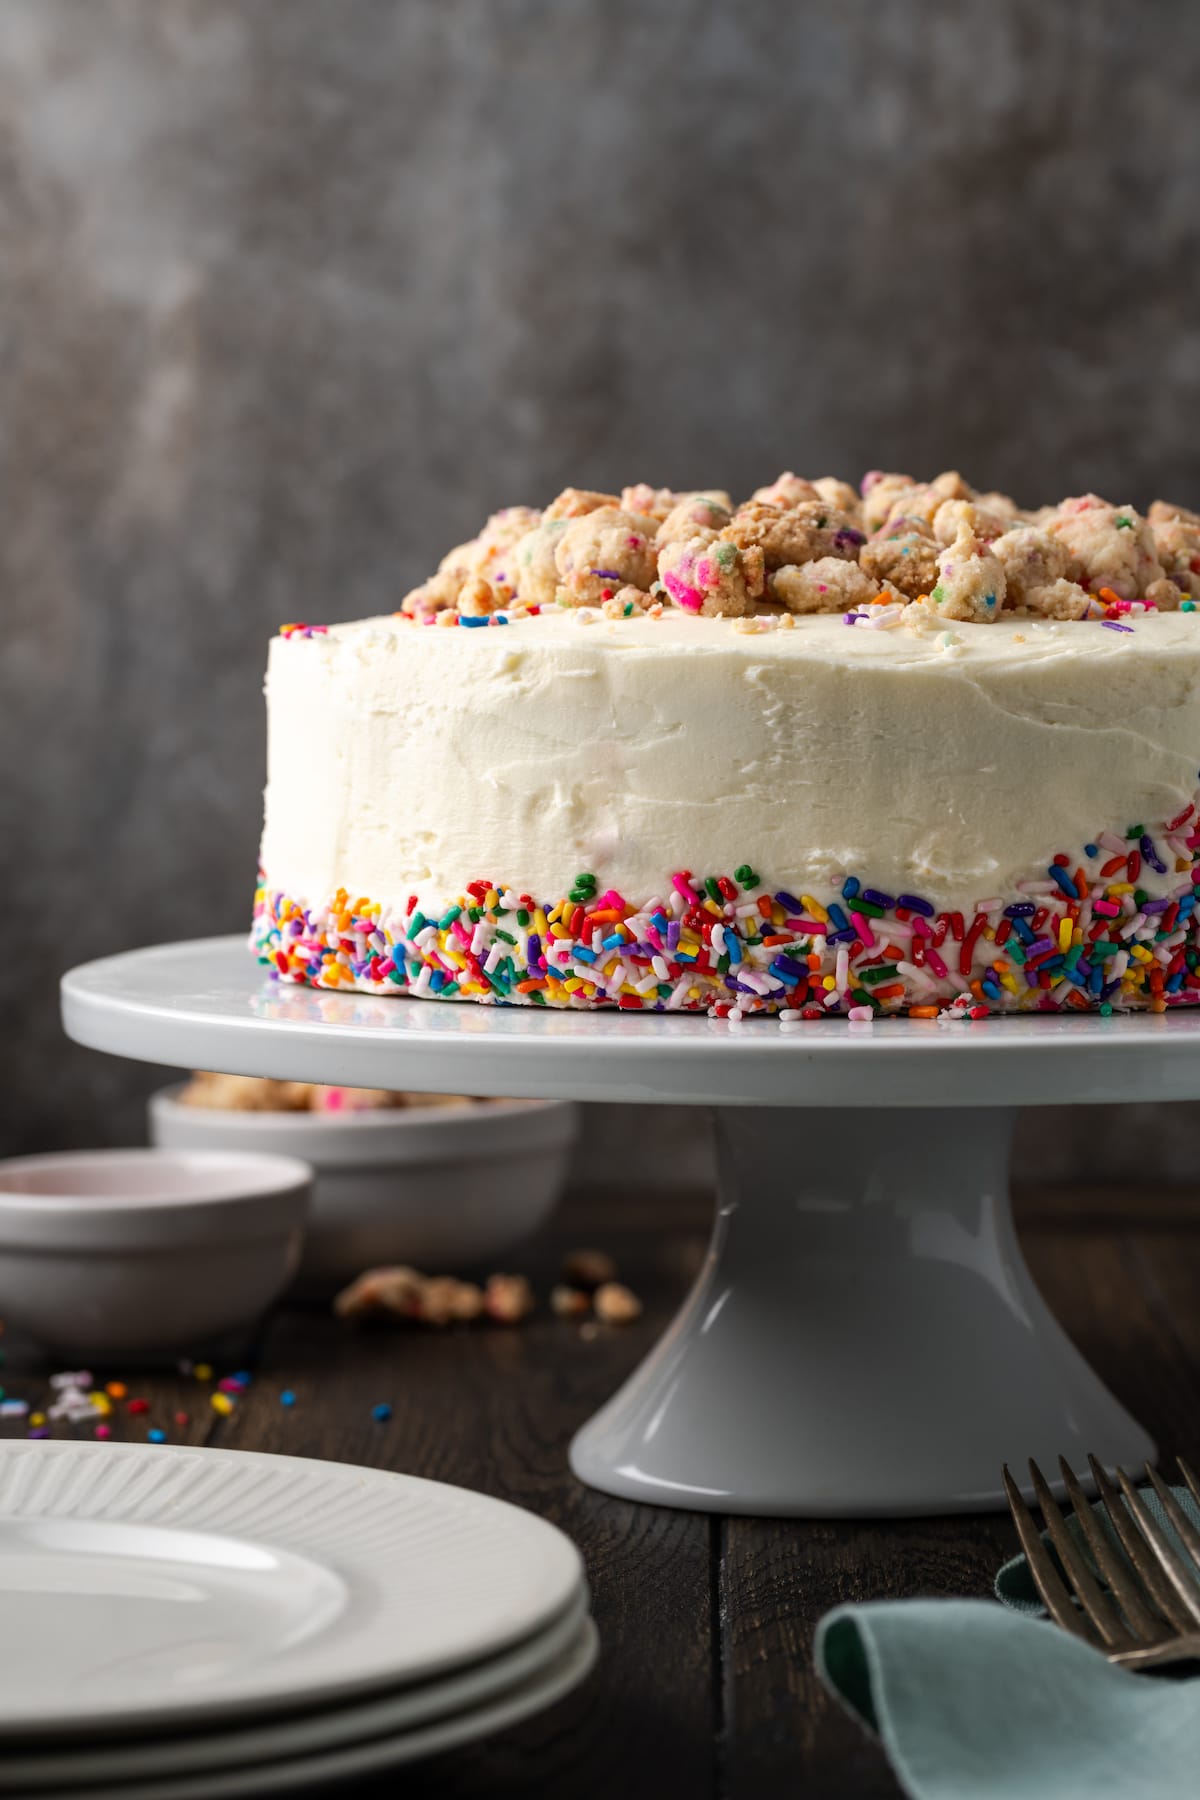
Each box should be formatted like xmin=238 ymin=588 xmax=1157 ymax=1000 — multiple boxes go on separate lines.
xmin=1014 ymin=1180 xmax=1200 ymax=1230
xmin=217 ymin=1189 xmax=718 ymax=1800
xmin=1115 ymin=1226 xmax=1200 ymax=1472
xmin=718 ymin=1508 xmax=1014 ymax=1800
xmin=1022 ymin=1222 xmax=1200 ymax=1465
xmin=719 ymin=1194 xmax=1200 ymax=1800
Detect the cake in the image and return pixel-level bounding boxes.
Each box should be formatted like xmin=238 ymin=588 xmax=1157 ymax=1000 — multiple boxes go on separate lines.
xmin=253 ymin=473 xmax=1200 ymax=1020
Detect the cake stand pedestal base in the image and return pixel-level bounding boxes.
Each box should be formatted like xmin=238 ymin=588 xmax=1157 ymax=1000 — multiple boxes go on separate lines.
xmin=569 ymin=1105 xmax=1153 ymax=1516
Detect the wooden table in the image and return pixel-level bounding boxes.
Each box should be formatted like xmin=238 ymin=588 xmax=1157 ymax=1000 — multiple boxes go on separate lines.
xmin=7 ymin=1181 xmax=1199 ymax=1797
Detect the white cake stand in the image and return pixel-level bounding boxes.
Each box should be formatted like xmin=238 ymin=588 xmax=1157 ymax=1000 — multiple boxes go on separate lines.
xmin=61 ymin=935 xmax=1200 ymax=1518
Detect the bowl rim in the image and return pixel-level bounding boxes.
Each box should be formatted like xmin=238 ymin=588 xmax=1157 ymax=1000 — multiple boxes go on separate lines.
xmin=0 ymin=1149 xmax=311 ymax=1248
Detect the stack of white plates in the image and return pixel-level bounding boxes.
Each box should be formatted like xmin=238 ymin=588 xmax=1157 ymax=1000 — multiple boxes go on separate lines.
xmin=0 ymin=1440 xmax=596 ymax=1798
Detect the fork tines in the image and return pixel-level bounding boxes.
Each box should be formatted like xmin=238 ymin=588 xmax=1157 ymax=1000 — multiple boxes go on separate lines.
xmin=1002 ymin=1454 xmax=1200 ymax=1660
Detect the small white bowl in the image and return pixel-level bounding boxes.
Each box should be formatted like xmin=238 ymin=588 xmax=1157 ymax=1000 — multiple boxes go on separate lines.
xmin=149 ymin=1089 xmax=578 ymax=1297
xmin=0 ymin=1149 xmax=311 ymax=1361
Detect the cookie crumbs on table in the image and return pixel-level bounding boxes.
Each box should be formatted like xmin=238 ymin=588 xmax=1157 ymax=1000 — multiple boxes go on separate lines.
xmin=332 ymin=1257 xmax=641 ymax=1328
xmin=561 ymin=1248 xmax=618 ymax=1290
xmin=593 ymin=1283 xmax=644 ymax=1325
xmin=0 ymin=1249 xmax=644 ymax=1453
xmin=551 ymin=1285 xmax=591 ymax=1319
xmin=483 ymin=1273 xmax=536 ymax=1324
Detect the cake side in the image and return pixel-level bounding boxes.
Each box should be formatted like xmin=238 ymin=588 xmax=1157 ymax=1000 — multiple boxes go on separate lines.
xmin=255 ymin=610 xmax=1200 ymax=1019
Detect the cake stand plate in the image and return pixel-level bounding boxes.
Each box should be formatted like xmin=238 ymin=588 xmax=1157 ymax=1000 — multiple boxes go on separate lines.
xmin=62 ymin=937 xmax=1200 ymax=1518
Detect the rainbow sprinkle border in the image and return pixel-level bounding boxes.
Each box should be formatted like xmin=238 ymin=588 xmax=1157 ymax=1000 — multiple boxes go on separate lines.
xmin=253 ymin=793 xmax=1200 ymax=1021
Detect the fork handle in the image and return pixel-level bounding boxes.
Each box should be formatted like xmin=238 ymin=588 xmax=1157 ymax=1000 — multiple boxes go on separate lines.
xmin=1111 ymin=1635 xmax=1200 ymax=1670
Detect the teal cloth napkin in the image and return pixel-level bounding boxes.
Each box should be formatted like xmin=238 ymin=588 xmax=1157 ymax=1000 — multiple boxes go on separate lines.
xmin=815 ymin=1486 xmax=1200 ymax=1800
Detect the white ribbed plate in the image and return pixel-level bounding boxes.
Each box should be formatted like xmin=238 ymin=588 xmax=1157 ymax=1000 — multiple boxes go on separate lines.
xmin=0 ymin=1592 xmax=591 ymax=1790
xmin=20 ymin=1620 xmax=599 ymax=1800
xmin=0 ymin=1442 xmax=584 ymax=1736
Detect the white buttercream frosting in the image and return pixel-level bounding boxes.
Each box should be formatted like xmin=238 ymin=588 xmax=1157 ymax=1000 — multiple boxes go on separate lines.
xmin=259 ymin=610 xmax=1200 ymax=914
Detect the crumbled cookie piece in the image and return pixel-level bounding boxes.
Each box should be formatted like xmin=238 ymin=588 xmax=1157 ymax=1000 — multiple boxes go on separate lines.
xmin=594 ymin=1282 xmax=643 ymax=1324
xmin=484 ymin=1272 xmax=536 ymax=1324
xmin=478 ymin=506 xmax=542 ymax=590
xmin=550 ymin=1284 xmax=591 ymax=1319
xmin=657 ymin=531 xmax=764 ymax=617
xmin=309 ymin=1085 xmax=398 ymax=1113
xmin=991 ymin=526 xmax=1070 ymax=604
xmin=401 ymin=508 xmax=539 ymax=615
xmin=621 ymin=484 xmax=730 ymax=522
xmin=399 ymin=567 xmax=465 ymax=618
xmin=601 ymin=586 xmax=652 ymax=618
xmin=872 ymin=471 xmax=976 ymax=539
xmin=722 ymin=500 xmax=865 ymax=570
xmin=620 ymin=484 xmax=677 ymax=521
xmin=859 ymin=531 xmax=941 ymax=599
xmin=1050 ymin=496 xmax=1164 ymax=599
xmin=750 ymin=471 xmax=819 ymax=508
xmin=872 ymin=500 xmax=937 ymax=543
xmin=554 ymin=507 xmax=658 ymax=606
xmin=1024 ymin=578 xmax=1094 ymax=621
xmin=812 ymin=476 xmax=863 ymax=519
xmin=544 ymin=486 xmax=621 ymax=520
xmin=927 ymin=469 xmax=974 ymax=506
xmin=562 ymin=1248 xmax=618 ymax=1289
xmin=655 ymin=493 xmax=734 ymax=548
xmin=1148 ymin=509 xmax=1200 ymax=594
xmin=1145 ymin=576 xmax=1185 ymax=611
xmin=925 ymin=530 xmax=1007 ymax=622
xmin=861 ymin=470 xmax=920 ymax=534
xmin=1150 ymin=498 xmax=1200 ymax=527
xmin=512 ymin=517 xmax=570 ymax=607
xmin=456 ymin=575 xmax=502 ymax=617
xmin=771 ymin=557 xmax=880 ymax=614
xmin=909 ymin=471 xmax=975 ymax=527
xmin=334 ymin=1266 xmax=425 ymax=1321
xmin=439 ymin=506 xmax=541 ymax=603
xmin=417 ymin=1276 xmax=485 ymax=1324
xmin=932 ymin=499 xmax=1008 ymax=546
xmin=179 ymin=1072 xmax=313 ymax=1111
xmin=333 ymin=1266 xmax=486 ymax=1325
xmin=184 ymin=1074 xmax=476 ymax=1115
xmin=972 ymin=489 xmax=1021 ymax=523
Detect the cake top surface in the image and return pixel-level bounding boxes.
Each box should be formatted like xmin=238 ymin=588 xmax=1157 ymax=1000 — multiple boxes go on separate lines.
xmin=279 ymin=470 xmax=1200 ymax=648
xmin=277 ymin=603 xmax=1200 ymax=673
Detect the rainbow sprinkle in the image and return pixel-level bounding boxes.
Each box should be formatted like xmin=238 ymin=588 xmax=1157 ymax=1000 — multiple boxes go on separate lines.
xmin=253 ymin=791 xmax=1200 ymax=1020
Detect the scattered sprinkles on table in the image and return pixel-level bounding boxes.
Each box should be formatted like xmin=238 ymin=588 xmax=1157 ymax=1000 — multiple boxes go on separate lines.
xmin=0 ymin=1360 xmax=264 ymax=1444
xmin=253 ymin=790 xmax=1200 ymax=1020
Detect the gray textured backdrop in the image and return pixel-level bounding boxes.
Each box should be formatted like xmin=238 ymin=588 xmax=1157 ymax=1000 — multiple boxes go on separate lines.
xmin=6 ymin=0 xmax=1200 ymax=1179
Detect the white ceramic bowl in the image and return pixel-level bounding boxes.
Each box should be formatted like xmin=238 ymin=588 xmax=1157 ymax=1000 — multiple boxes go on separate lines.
xmin=0 ymin=1149 xmax=311 ymax=1361
xmin=149 ymin=1089 xmax=578 ymax=1297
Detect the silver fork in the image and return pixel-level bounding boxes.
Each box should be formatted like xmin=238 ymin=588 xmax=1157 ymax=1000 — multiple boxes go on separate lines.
xmin=1002 ymin=1453 xmax=1200 ymax=1670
